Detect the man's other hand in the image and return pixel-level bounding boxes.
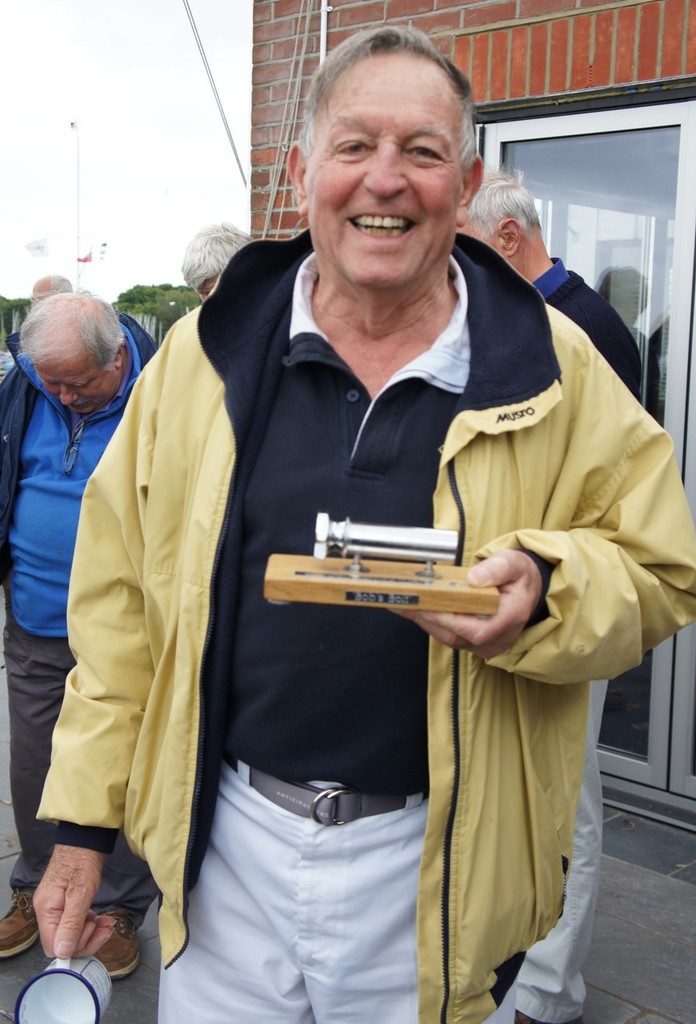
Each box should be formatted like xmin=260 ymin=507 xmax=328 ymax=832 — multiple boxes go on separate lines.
xmin=33 ymin=845 xmax=112 ymax=959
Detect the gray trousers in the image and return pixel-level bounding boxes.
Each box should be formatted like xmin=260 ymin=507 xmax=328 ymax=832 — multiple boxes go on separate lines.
xmin=3 ymin=597 xmax=158 ymax=928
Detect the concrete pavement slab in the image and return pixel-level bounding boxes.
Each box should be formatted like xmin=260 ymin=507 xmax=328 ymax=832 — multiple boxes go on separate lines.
xmin=584 ymin=855 xmax=696 ymax=1023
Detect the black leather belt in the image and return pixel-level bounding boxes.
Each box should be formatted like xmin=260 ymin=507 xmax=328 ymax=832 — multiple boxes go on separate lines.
xmin=225 ymin=754 xmax=420 ymax=827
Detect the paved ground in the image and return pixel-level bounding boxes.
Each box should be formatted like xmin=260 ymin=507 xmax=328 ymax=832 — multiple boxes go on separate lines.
xmin=0 ymin=649 xmax=694 ymax=1021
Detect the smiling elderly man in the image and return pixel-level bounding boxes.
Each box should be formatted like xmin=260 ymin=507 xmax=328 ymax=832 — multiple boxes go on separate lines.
xmin=33 ymin=27 xmax=696 ymax=1024
xmin=0 ymin=291 xmax=158 ymax=979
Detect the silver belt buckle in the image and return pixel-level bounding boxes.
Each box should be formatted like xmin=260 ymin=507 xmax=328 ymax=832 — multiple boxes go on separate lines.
xmin=310 ymin=786 xmax=355 ymax=825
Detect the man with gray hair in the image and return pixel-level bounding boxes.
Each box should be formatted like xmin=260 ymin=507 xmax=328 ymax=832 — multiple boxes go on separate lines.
xmin=181 ymin=222 xmax=251 ymax=302
xmin=465 ymin=170 xmax=642 ymax=398
xmin=0 ymin=291 xmax=158 ymax=979
xmin=464 ymin=169 xmax=643 ymax=1024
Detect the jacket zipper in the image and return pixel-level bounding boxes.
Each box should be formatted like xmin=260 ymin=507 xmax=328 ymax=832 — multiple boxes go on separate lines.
xmin=439 ymin=459 xmax=467 ymax=1024
xmin=170 ymin=461 xmax=236 ymax=967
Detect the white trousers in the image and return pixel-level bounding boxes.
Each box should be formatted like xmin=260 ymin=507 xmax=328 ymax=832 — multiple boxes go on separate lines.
xmin=516 ymin=680 xmax=608 ymax=1023
xmin=159 ymin=761 xmax=517 ymax=1024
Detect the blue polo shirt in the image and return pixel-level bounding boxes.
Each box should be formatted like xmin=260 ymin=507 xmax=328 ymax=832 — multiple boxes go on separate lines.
xmin=534 ymin=257 xmax=569 ymax=299
xmin=9 ymin=337 xmax=137 ymax=636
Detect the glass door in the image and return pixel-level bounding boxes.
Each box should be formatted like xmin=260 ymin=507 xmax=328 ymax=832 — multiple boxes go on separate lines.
xmin=481 ymin=103 xmax=696 ymax=799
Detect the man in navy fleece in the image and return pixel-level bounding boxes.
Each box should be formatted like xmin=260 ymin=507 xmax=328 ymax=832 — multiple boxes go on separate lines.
xmin=464 ymin=169 xmax=641 ymax=1024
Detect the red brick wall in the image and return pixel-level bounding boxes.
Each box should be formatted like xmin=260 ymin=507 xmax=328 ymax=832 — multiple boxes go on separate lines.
xmin=251 ymin=0 xmax=696 ymax=236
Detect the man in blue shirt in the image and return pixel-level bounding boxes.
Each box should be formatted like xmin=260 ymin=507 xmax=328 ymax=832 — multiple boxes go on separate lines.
xmin=0 ymin=289 xmax=159 ymax=979
xmin=464 ymin=170 xmax=642 ymax=1024
xmin=465 ymin=170 xmax=641 ymax=402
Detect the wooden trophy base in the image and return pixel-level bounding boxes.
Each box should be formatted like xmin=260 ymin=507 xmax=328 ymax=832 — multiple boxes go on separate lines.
xmin=264 ymin=554 xmax=499 ymax=614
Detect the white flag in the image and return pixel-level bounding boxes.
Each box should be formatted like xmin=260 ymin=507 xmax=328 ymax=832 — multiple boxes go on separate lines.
xmin=26 ymin=238 xmax=49 ymax=257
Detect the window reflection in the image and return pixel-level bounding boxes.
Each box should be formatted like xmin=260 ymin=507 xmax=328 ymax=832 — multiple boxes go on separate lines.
xmin=599 ymin=652 xmax=652 ymax=762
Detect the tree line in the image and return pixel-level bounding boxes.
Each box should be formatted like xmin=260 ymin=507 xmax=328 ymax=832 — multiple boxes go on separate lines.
xmin=0 ymin=283 xmax=200 ymax=348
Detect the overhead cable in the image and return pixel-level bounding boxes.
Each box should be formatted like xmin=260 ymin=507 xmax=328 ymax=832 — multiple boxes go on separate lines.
xmin=182 ymin=0 xmax=247 ymax=189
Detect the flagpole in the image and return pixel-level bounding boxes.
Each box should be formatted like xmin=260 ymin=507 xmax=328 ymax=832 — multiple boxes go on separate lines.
xmin=71 ymin=121 xmax=82 ymax=284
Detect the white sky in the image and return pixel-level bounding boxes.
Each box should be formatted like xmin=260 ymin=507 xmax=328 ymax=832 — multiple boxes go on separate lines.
xmin=1 ymin=0 xmax=253 ymax=303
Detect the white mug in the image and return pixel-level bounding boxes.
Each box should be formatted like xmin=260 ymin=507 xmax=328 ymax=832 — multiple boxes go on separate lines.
xmin=15 ymin=955 xmax=112 ymax=1023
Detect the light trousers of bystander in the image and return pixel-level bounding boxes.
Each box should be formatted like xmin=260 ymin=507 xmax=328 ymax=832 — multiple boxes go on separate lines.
xmin=515 ymin=680 xmax=608 ymax=1024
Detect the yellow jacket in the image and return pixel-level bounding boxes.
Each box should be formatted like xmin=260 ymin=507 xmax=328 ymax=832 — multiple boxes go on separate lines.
xmin=41 ymin=235 xmax=696 ymax=1023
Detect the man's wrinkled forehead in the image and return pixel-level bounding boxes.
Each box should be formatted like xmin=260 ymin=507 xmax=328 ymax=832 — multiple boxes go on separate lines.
xmin=306 ymin=51 xmax=472 ymax=166
xmin=319 ymin=51 xmax=451 ymax=108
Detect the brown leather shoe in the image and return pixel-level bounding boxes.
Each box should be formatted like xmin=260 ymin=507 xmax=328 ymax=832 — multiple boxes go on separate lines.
xmin=0 ymin=889 xmax=39 ymax=958
xmin=515 ymin=1013 xmax=583 ymax=1024
xmin=95 ymin=909 xmax=140 ymax=979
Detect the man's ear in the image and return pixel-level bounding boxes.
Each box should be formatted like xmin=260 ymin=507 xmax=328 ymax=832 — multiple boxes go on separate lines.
xmin=497 ymin=218 xmax=523 ymax=256
xmin=456 ymin=156 xmax=484 ymax=229
xmin=287 ymin=142 xmax=309 ymax=218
